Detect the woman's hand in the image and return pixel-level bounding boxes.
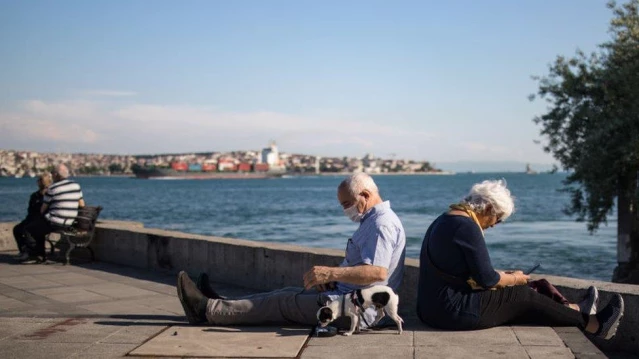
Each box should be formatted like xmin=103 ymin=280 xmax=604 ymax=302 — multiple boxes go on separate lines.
xmin=511 ymin=271 xmax=530 ymax=285
xmin=497 ymin=271 xmax=530 ymax=286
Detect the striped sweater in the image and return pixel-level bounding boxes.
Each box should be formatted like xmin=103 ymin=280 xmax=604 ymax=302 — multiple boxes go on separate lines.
xmin=43 ymin=179 xmax=84 ymax=226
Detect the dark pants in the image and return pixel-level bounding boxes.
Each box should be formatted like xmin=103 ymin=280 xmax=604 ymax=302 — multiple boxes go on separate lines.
xmin=476 ymin=285 xmax=587 ymax=329
xmin=24 ymin=217 xmax=53 ymax=258
xmin=13 ymin=220 xmax=29 ymax=252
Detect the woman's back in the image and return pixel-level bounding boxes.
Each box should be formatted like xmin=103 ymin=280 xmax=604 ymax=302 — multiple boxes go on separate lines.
xmin=417 ymin=214 xmax=499 ymax=329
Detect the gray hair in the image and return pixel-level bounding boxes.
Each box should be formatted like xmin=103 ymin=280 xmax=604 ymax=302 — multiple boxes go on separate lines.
xmin=56 ymin=164 xmax=70 ymax=179
xmin=462 ymin=179 xmax=515 ymax=220
xmin=340 ymin=173 xmax=379 ymax=197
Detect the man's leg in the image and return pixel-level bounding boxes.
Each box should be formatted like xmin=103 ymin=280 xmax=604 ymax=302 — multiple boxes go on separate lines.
xmin=24 ymin=218 xmax=52 ymax=259
xmin=233 ymin=287 xmax=305 ymax=300
xmin=197 ymin=272 xmax=302 ymax=300
xmin=12 ymin=220 xmax=27 ymax=252
xmin=178 ymin=272 xmax=324 ymax=326
xmin=206 ymin=290 xmax=323 ymax=326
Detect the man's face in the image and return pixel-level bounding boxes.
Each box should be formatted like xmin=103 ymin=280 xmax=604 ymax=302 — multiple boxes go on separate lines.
xmin=337 ymin=187 xmax=357 ymax=210
xmin=337 ymin=186 xmax=370 ymax=212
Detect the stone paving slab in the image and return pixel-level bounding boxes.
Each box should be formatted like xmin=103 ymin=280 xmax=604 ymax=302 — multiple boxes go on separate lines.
xmin=525 ymin=346 xmax=575 ymax=359
xmin=31 ymin=286 xmax=113 ymax=303
xmin=306 ymin=328 xmax=412 ymax=346
xmin=0 ymin=341 xmax=90 ymax=359
xmin=414 ymin=326 xmax=519 ymax=346
xmin=129 ymin=325 xmax=310 ymax=358
xmin=0 ymin=252 xmax=611 ymax=359
xmin=0 ymin=317 xmax=57 ymax=341
xmin=97 ymin=322 xmax=168 ymax=344
xmin=67 ymin=343 xmax=140 ymax=359
xmin=302 ymin=346 xmax=415 ymax=359
xmin=82 ymin=282 xmax=160 ymax=299
xmin=0 ymin=294 xmax=30 ymax=310
xmin=0 ymin=275 xmax=65 ymax=291
xmin=415 ymin=345 xmax=529 ymax=358
xmin=36 ymin=272 xmax=109 ymax=286
xmin=553 ymin=327 xmax=608 ymax=359
xmin=514 ymin=326 xmax=566 ymax=346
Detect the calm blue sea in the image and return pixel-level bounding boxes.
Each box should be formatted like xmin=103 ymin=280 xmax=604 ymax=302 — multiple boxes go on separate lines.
xmin=0 ymin=173 xmax=617 ymax=281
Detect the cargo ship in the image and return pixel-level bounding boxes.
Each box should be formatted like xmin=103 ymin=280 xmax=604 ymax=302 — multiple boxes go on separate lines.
xmin=132 ymin=142 xmax=287 ymax=180
xmin=132 ymin=161 xmax=284 ymax=180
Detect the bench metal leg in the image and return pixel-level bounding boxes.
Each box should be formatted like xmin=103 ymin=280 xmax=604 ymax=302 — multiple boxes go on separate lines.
xmin=87 ymin=246 xmax=95 ymax=262
xmin=63 ymin=236 xmax=75 ymax=265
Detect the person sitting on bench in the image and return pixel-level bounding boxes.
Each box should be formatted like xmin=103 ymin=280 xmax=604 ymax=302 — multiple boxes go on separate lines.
xmin=22 ymin=164 xmax=84 ymax=263
xmin=14 ymin=173 xmax=53 ymax=261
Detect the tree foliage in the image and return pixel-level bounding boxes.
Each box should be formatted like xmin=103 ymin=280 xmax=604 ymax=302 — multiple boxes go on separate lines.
xmin=531 ymin=0 xmax=639 ymax=232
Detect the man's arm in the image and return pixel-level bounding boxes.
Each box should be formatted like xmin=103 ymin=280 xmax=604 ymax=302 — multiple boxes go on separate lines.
xmin=303 ymin=265 xmax=387 ymax=289
xmin=79 ymin=199 xmax=85 ymax=208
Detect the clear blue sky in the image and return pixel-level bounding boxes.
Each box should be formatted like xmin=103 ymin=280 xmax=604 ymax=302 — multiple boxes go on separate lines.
xmin=0 ymin=0 xmax=614 ymax=167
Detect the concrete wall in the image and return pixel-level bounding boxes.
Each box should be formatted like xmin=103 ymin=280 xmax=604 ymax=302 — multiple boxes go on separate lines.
xmin=0 ymin=221 xmax=637 ymax=354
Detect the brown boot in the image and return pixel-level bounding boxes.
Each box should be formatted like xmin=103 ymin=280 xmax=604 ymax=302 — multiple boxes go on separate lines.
xmin=177 ymin=271 xmax=207 ymax=325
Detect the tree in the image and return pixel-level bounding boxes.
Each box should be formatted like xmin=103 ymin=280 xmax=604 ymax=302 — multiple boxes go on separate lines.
xmin=531 ymin=0 xmax=639 ymax=283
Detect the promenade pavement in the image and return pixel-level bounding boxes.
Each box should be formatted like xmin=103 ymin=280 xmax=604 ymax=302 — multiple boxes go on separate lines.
xmin=0 ymin=251 xmax=610 ymax=359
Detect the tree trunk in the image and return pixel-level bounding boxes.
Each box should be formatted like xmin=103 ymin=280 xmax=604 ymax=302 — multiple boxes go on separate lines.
xmin=613 ymin=171 xmax=639 ymax=283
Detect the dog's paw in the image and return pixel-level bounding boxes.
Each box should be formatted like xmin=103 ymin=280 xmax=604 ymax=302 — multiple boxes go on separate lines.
xmin=342 ymin=332 xmax=353 ymax=336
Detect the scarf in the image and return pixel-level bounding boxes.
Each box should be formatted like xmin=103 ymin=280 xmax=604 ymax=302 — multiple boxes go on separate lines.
xmin=449 ymin=203 xmax=483 ymax=236
xmin=448 ymin=203 xmax=487 ymax=290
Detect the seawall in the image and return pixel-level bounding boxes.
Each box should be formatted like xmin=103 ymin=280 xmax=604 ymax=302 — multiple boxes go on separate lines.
xmin=1 ymin=221 xmax=637 ymax=355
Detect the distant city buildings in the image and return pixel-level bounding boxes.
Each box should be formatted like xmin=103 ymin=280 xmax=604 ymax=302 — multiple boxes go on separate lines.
xmin=0 ymin=144 xmax=443 ymax=178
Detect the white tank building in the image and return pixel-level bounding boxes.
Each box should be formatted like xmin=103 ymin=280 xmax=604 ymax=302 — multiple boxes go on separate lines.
xmin=260 ymin=141 xmax=286 ymax=172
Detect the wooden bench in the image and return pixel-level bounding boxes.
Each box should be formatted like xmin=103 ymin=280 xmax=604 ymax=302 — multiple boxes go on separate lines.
xmin=46 ymin=206 xmax=103 ymax=265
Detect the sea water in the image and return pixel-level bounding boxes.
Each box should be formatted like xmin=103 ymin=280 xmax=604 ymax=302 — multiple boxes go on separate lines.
xmin=0 ymin=173 xmax=617 ymax=281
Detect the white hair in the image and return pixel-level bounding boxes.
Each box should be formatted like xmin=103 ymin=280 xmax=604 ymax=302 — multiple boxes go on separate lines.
xmin=462 ymin=179 xmax=515 ymax=220
xmin=56 ymin=164 xmax=70 ymax=178
xmin=340 ymin=173 xmax=379 ymax=196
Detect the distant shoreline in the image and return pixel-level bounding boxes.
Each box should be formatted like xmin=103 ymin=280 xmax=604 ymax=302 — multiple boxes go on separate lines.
xmin=297 ymin=171 xmax=456 ymax=176
xmin=0 ymin=171 xmax=566 ymax=179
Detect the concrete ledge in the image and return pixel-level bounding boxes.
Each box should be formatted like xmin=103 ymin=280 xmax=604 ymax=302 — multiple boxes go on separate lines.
xmin=0 ymin=221 xmax=636 ymax=355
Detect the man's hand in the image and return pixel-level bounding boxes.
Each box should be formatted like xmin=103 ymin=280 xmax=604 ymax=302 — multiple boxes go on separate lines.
xmin=303 ymin=266 xmax=334 ymax=290
xmin=314 ymin=282 xmax=336 ymax=292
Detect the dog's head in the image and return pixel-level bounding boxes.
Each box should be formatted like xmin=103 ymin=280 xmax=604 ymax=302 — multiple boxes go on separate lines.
xmin=316 ymin=306 xmax=336 ymax=327
xmin=371 ymin=292 xmax=391 ymax=309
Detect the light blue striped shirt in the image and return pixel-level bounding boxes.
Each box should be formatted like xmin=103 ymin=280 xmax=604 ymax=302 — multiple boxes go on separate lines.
xmin=335 ymin=200 xmax=406 ymax=293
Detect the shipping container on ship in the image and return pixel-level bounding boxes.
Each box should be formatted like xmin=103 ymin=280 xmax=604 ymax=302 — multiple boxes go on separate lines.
xmin=131 ymin=142 xmax=286 ymax=179
xmin=202 ymin=162 xmax=217 ymax=172
xmin=254 ymin=163 xmax=269 ymax=172
xmin=171 ymin=162 xmax=188 ymax=171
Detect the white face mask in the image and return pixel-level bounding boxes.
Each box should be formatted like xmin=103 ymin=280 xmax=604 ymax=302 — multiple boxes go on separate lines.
xmin=344 ymin=204 xmax=363 ymax=222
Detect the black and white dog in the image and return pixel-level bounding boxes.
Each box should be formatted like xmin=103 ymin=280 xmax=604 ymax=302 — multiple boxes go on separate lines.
xmin=316 ymin=285 xmax=403 ymax=336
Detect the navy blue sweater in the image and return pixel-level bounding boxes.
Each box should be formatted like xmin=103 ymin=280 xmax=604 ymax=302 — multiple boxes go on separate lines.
xmin=417 ymin=214 xmax=500 ymax=330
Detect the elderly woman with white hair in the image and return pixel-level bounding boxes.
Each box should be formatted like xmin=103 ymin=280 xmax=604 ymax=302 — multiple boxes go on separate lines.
xmin=417 ymin=179 xmax=624 ymax=340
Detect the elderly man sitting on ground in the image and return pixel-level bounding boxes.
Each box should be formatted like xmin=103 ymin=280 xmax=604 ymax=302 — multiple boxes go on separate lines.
xmin=176 ymin=173 xmax=407 ymax=330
